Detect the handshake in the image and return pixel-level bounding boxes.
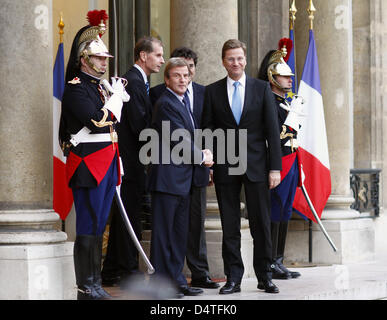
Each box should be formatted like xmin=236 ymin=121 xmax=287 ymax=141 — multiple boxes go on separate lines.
xmin=102 ymin=77 xmax=130 ymax=122
xmin=201 ymin=149 xmax=214 ymax=167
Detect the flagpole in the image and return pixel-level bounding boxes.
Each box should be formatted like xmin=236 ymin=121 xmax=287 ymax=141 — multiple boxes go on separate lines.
xmin=289 ymin=0 xmax=298 ymax=93
xmin=57 ymin=13 xmax=66 ymax=232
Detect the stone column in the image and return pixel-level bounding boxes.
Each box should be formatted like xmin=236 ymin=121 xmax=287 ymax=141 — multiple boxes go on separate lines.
xmin=170 ymin=0 xmax=238 ymax=86
xmin=286 ymin=0 xmax=374 ymax=264
xmin=0 ymin=0 xmax=75 ymax=299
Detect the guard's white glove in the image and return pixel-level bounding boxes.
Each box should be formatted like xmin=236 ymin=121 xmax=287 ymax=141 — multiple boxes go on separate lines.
xmin=102 ymin=78 xmax=130 ymax=122
xmin=280 ymin=95 xmax=306 ymax=131
xmin=102 ymin=77 xmax=130 ymax=102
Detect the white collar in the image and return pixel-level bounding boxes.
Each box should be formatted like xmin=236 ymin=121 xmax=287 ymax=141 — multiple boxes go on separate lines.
xmin=227 ymin=72 xmax=246 ymax=88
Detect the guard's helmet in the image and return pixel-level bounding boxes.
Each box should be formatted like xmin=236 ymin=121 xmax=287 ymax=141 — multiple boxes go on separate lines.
xmin=267 ymin=50 xmax=294 ymax=92
xmin=65 ymin=10 xmax=112 ymax=82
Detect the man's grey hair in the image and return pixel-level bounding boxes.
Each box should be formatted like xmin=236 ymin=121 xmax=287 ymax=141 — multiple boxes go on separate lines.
xmin=164 ymin=57 xmax=191 ymax=79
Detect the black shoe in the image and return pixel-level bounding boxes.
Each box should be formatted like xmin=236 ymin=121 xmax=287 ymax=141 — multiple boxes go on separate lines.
xmin=178 ymin=285 xmax=203 ymax=296
xmin=191 ymin=277 xmax=220 ymax=289
xmin=289 ymin=271 xmax=301 ymax=278
xmin=257 ymin=280 xmax=279 ymax=294
xmin=219 ymin=281 xmax=241 ymax=295
xmin=77 ymin=286 xmax=102 ymax=300
xmin=271 ymin=262 xmax=291 ymax=280
xmin=276 ymin=261 xmax=301 ymax=279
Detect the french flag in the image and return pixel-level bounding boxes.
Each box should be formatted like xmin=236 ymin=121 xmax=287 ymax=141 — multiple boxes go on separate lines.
xmin=53 ymin=42 xmax=73 ymax=220
xmin=292 ymin=30 xmax=331 ymax=222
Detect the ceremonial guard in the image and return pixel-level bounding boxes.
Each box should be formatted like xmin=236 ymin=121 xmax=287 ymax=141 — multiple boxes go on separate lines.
xmin=58 ymin=10 xmax=129 ymax=299
xmin=258 ymin=42 xmax=303 ymax=280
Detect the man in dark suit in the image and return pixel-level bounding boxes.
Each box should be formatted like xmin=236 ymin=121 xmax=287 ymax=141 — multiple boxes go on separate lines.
xmin=148 ymin=58 xmax=214 ymax=297
xmin=149 ymin=47 xmax=219 ymax=289
xmin=201 ymin=39 xmax=282 ymax=294
xmin=102 ymin=37 xmax=165 ymax=286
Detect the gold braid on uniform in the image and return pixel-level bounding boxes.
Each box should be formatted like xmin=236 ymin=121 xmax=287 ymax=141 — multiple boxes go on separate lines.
xmin=280 ymin=125 xmax=293 ymax=140
xmin=280 ymin=125 xmax=298 ymax=152
xmin=91 ymin=107 xmax=114 ymax=128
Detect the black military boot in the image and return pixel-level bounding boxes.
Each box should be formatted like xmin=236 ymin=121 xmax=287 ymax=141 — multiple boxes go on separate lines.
xmin=276 ymin=221 xmax=300 ymax=279
xmin=93 ymin=236 xmax=112 ymax=299
xmin=270 ymin=222 xmax=290 ymax=280
xmin=74 ymin=235 xmax=102 ymax=300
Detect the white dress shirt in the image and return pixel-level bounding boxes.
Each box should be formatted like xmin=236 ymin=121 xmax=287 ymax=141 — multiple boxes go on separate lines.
xmin=186 ymin=81 xmax=194 ymax=113
xmin=226 ymin=72 xmax=246 ymax=112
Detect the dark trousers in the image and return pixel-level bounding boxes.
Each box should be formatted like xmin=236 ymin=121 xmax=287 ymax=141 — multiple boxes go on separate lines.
xmin=102 ymin=179 xmax=143 ymax=278
xmin=215 ymin=176 xmax=272 ymax=283
xmin=186 ymin=186 xmax=210 ymax=280
xmin=150 ymin=191 xmax=190 ymax=286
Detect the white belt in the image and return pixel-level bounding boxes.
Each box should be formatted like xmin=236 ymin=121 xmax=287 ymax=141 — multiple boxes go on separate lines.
xmin=70 ymin=127 xmax=117 ymax=147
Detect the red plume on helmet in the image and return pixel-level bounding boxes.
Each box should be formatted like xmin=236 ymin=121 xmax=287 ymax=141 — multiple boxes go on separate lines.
xmin=278 ymin=38 xmax=293 ymax=62
xmin=87 ymin=10 xmax=109 ymax=36
xmin=87 ymin=10 xmax=109 ymax=26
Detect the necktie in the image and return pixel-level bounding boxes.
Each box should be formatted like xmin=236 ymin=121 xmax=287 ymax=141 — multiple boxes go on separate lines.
xmin=145 ymin=81 xmax=150 ymax=95
xmin=231 ymin=81 xmax=242 ymax=125
xmin=183 ymin=91 xmax=195 ymax=128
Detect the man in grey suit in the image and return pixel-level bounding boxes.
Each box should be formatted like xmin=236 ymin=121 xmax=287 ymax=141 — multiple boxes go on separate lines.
xmin=201 ymin=39 xmax=282 ymax=294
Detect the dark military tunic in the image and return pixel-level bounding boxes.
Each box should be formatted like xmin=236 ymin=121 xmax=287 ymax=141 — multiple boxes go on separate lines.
xmin=61 ymin=71 xmax=120 ymax=188
xmin=61 ymin=71 xmax=120 ymax=235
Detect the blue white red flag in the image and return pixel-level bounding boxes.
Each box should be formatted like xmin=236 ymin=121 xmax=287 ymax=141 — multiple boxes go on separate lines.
xmin=53 ymin=42 xmax=73 ymax=220
xmin=292 ymin=30 xmax=331 ymax=222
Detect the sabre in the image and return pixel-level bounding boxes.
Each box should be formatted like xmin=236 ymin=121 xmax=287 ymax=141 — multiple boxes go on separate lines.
xmin=300 ymin=184 xmax=338 ymax=252
xmin=111 ymin=0 xmax=154 ymax=274
xmin=115 ymin=185 xmax=155 ymax=274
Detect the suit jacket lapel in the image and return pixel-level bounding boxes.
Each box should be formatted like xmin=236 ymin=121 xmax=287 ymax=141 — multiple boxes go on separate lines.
xmin=240 ymin=76 xmax=253 ymax=122
xmin=219 ymin=77 xmax=239 ymax=126
xmin=192 ymin=82 xmax=202 ymax=124
xmin=166 ymin=90 xmax=195 ymax=132
xmin=131 ymin=66 xmax=145 ymax=84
